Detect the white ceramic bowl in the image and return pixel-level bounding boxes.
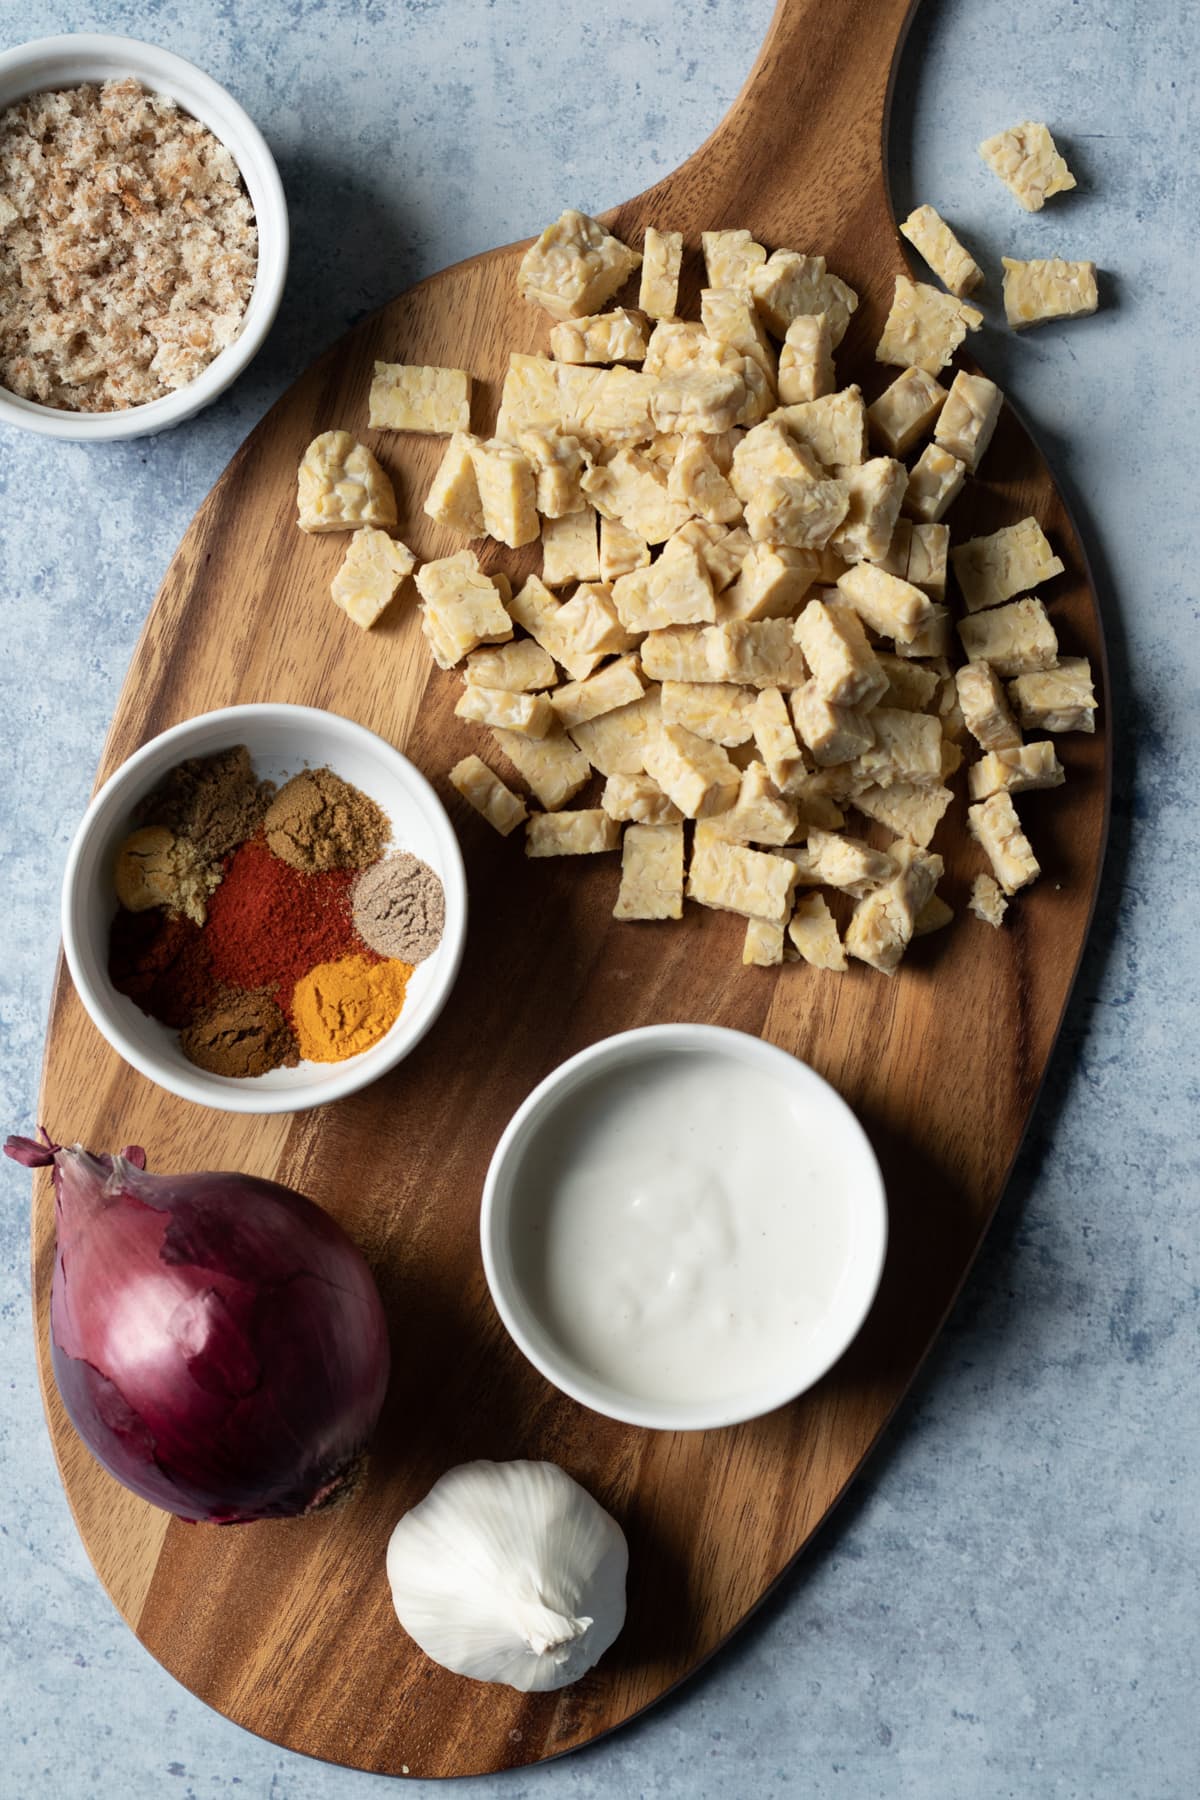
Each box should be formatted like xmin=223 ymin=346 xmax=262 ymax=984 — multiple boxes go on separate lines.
xmin=62 ymin=705 xmax=467 ymax=1114
xmin=0 ymin=34 xmax=288 ymax=440
xmin=481 ymin=1024 xmax=888 ymax=1432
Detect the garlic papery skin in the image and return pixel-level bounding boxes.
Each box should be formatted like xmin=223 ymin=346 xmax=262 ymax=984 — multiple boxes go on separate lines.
xmin=385 ymin=1460 xmax=628 ymax=1692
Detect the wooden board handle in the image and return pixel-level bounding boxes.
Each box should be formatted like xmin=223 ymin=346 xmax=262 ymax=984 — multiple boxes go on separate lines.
xmin=616 ymin=0 xmax=917 ymax=258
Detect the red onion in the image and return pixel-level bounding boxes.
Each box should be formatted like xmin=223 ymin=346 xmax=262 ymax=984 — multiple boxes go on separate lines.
xmin=6 ymin=1130 xmax=390 ymax=1524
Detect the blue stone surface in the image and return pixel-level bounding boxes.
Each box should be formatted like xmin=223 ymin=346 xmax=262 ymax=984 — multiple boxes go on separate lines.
xmin=1 ymin=1 xmax=1196 ymax=1794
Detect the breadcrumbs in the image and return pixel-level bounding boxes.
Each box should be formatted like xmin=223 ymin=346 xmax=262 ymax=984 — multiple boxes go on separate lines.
xmin=0 ymin=78 xmax=257 ymax=411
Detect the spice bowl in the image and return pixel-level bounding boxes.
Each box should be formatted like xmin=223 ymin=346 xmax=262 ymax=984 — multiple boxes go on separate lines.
xmin=0 ymin=34 xmax=288 ymax=441
xmin=481 ymin=1025 xmax=888 ymax=1433
xmin=61 ymin=704 xmax=467 ymax=1114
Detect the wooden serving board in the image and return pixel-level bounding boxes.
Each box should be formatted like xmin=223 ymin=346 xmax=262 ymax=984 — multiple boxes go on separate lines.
xmin=31 ymin=0 xmax=1109 ymax=1778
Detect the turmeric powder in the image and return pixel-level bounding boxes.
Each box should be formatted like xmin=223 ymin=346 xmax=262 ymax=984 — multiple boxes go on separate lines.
xmin=290 ymin=953 xmax=412 ymax=1062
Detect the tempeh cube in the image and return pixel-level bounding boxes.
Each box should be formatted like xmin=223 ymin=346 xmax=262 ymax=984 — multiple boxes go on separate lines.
xmin=771 ymin=387 xmax=868 ymax=468
xmin=867 ymin=367 xmax=947 ymax=457
xmin=601 ymin=773 xmax=682 ymax=825
xmin=612 ymin=543 xmax=716 ymax=632
xmin=967 ymin=791 xmax=1040 ymax=893
xmin=642 ymin=722 xmax=741 ymax=818
xmin=967 ymin=741 xmax=1065 ymax=801
xmin=746 ymin=476 xmax=850 ymax=549
xmin=777 ymin=313 xmax=835 ymax=405
xmin=903 ymin=443 xmax=966 ymax=523
xmin=469 ymin=439 xmax=540 ymax=547
xmin=1002 ymin=258 xmax=1098 ymax=330
xmin=614 ymin=822 xmax=685 ymax=919
xmin=639 ymin=228 xmax=684 ymax=320
xmin=542 ymin=509 xmax=600 ymax=587
xmin=424 ymin=432 xmax=484 ymax=535
xmin=934 ymin=370 xmax=1002 ymax=472
xmin=899 ymin=205 xmax=984 ymax=298
xmin=829 ymin=457 xmax=908 ymax=564
xmin=743 ymin=917 xmax=786 ymax=966
xmin=661 ymin=680 xmax=758 ymax=746
xmin=969 ymin=872 xmax=1009 ymax=928
xmin=807 ymin=828 xmax=897 ymax=896
xmin=465 ymin=639 xmax=557 ymax=692
xmin=640 ymin=625 xmax=716 ymax=683
xmin=687 ymin=836 xmax=798 ymax=923
xmin=794 ymin=598 xmax=887 ymax=707
xmin=704 ymin=761 xmax=798 ymax=846
xmin=599 ymin=514 xmax=651 ymax=582
xmin=550 ymin=655 xmax=646 ymax=730
xmin=956 ymin=660 xmax=1023 ymax=750
xmin=526 ymin=810 xmax=621 ymax=857
xmin=957 ymin=598 xmax=1058 ymax=677
xmin=790 ymin=681 xmax=877 ymax=766
xmin=1006 ymin=658 xmax=1097 ymax=733
xmin=517 ymin=209 xmax=642 ymax=320
xmin=951 ymin=517 xmax=1064 ymax=612
xmin=415 ymin=550 xmax=513 ymax=668
xmin=705 ymin=619 xmax=809 ymax=688
xmin=752 ymin=686 xmax=808 ymax=793
xmin=331 ymin=529 xmax=415 ymax=628
xmin=368 ymin=361 xmax=471 ymax=433
xmin=455 ymin=685 xmax=555 ymax=736
xmin=979 ymin=122 xmax=1076 ymax=212
xmin=875 ymin=276 xmax=982 ymax=374
xmin=549 ymin=308 xmax=649 ymax=364
xmin=836 ymin=561 xmax=936 ymax=643
xmin=701 ymin=229 xmax=767 ymax=290
xmin=851 ymin=781 xmax=953 ymax=849
xmin=569 ymin=687 xmax=663 ymax=776
xmin=491 ymin=727 xmax=592 ymax=811
xmin=788 ymin=893 xmax=847 ymax=970
xmin=844 ymin=844 xmax=944 ymax=973
xmin=719 ymin=543 xmax=817 ymax=621
xmin=449 ymin=756 xmax=528 ymax=836
xmin=851 ymin=707 xmax=944 ymax=788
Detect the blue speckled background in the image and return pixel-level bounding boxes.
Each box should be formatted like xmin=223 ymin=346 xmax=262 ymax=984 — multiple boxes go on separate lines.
xmin=2 ymin=1 xmax=1197 ymax=1794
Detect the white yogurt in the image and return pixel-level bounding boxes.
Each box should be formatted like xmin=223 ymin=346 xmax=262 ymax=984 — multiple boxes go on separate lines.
xmin=502 ymin=1041 xmax=881 ymax=1416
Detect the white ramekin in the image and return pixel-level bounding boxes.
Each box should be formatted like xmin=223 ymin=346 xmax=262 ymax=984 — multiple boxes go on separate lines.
xmin=61 ymin=705 xmax=468 ymax=1115
xmin=0 ymin=34 xmax=288 ymax=441
xmin=481 ymin=1024 xmax=888 ymax=1432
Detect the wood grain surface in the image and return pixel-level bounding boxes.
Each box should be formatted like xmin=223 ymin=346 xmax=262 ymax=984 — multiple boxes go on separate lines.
xmin=30 ymin=0 xmax=1109 ymax=1777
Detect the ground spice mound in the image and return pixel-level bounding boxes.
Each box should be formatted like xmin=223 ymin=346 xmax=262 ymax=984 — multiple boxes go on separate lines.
xmin=291 ymin=955 xmax=412 ymax=1063
xmin=264 ymin=768 xmax=390 ymax=874
xmin=137 ymin=745 xmax=275 ymax=862
xmin=112 ymin=825 xmax=221 ymax=926
xmin=180 ymin=989 xmax=299 ymax=1077
xmin=203 ymin=836 xmax=377 ymax=1014
xmin=108 ymin=908 xmax=214 ymax=1030
xmin=353 ymin=853 xmax=446 ymax=963
xmin=0 ymin=78 xmax=257 ymax=411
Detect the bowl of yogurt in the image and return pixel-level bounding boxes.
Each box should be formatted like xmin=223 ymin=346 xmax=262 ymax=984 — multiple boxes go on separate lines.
xmin=480 ymin=1024 xmax=887 ymax=1432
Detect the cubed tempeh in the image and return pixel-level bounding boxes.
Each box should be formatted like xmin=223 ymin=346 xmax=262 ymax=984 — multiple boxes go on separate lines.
xmin=491 ymin=727 xmax=592 ymax=811
xmin=794 ymin=598 xmax=887 ymax=708
xmin=601 ymin=772 xmax=682 ymax=825
xmin=1006 ymin=658 xmax=1097 ymax=733
xmin=957 ymin=598 xmax=1058 ymax=677
xmin=455 ymin=685 xmax=556 ymax=736
xmin=687 ymin=836 xmax=798 ymax=923
xmin=967 ymin=790 xmax=1040 ymax=893
xmin=967 ymin=741 xmax=1065 ymax=801
xmin=788 ymin=893 xmax=847 ymax=970
xmin=525 ymin=810 xmax=621 ymax=857
xmin=642 ymin=722 xmax=741 ymax=818
xmin=614 ymin=822 xmax=685 ymax=918
xmin=956 ymin=660 xmax=1023 ymax=750
xmin=951 ymin=517 xmax=1064 ymax=613
xmin=449 ymin=756 xmax=528 ymax=836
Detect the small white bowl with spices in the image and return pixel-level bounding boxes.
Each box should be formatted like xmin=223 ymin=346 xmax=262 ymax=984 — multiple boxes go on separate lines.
xmin=61 ymin=704 xmax=468 ymax=1115
xmin=0 ymin=35 xmax=288 ymax=440
xmin=482 ymin=1025 xmax=888 ymax=1432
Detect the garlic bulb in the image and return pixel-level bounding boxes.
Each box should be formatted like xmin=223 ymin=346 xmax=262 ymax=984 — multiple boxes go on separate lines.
xmin=385 ymin=1460 xmax=628 ymax=1692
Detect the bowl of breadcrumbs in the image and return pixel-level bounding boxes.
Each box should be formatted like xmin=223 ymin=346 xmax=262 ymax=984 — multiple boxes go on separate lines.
xmin=0 ymin=34 xmax=288 ymax=440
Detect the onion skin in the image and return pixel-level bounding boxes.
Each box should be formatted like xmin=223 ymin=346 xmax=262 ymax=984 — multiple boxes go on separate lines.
xmin=6 ymin=1132 xmax=391 ymax=1525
